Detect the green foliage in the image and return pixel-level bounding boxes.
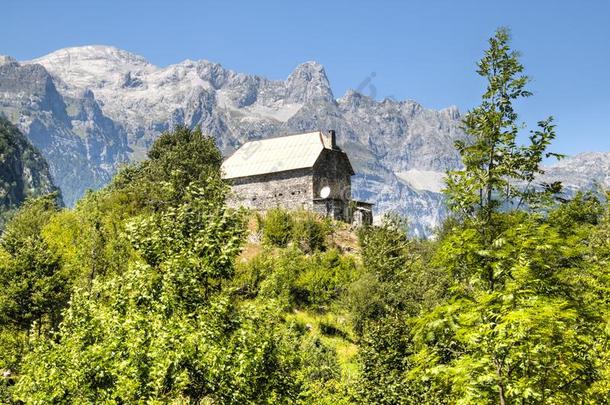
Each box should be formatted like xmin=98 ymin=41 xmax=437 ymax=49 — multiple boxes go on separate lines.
xmin=342 ymin=272 xmax=386 ymax=338
xmin=233 ymin=252 xmax=275 ymax=298
xmin=259 ymin=209 xmax=329 ymax=252
xmin=358 ymin=214 xmax=410 ymax=283
xmin=262 ymin=208 xmax=294 ymax=247
xmin=296 ymin=334 xmax=345 ymax=403
xmin=444 ymin=27 xmax=562 ymax=221
xmin=347 ymin=216 xmax=447 ymax=337
xmin=355 ymin=316 xmax=431 ymax=404
xmin=548 ymin=191 xmax=605 ymax=233
xmin=110 ymin=125 xmax=224 ymax=211
xmin=13 ymin=184 xmax=304 ymax=403
xmin=295 ymin=249 xmax=358 ymax=311
xmin=0 ymin=194 xmax=68 ymax=332
xmin=292 ymin=211 xmax=329 ymax=253
xmin=410 ymin=213 xmax=607 ymax=403
xmin=0 ymin=194 xmax=68 ymax=401
xmin=255 ymin=247 xmax=358 ymax=311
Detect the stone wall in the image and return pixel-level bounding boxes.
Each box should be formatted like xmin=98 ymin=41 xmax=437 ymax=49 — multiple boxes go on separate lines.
xmin=312 ymin=198 xmax=348 ymax=221
xmin=225 ymin=148 xmax=367 ymax=224
xmin=312 ymin=149 xmax=352 ymax=201
xmin=227 ymin=168 xmax=314 ymax=211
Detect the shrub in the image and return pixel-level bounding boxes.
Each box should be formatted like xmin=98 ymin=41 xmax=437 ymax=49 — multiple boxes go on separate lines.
xmin=342 ymin=273 xmax=386 ymax=337
xmin=295 ymin=249 xmax=358 ymax=310
xmin=292 ymin=211 xmax=329 ymax=253
xmin=357 ymin=214 xmax=409 ymax=282
xmin=232 ymin=252 xmax=274 ymax=298
xmin=255 ymin=248 xmax=358 ymax=311
xmin=262 ymin=208 xmax=294 ymax=247
xmin=258 ymin=247 xmax=304 ymax=309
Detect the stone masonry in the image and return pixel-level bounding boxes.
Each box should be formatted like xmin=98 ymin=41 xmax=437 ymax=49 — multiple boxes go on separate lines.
xmin=221 ymin=130 xmax=372 ymax=225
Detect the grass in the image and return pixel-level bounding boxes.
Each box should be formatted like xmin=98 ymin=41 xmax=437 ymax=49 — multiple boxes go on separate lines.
xmin=286 ymin=309 xmax=359 ymax=382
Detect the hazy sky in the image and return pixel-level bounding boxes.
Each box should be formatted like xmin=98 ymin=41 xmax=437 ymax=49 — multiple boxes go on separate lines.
xmin=3 ymin=0 xmax=609 ymax=155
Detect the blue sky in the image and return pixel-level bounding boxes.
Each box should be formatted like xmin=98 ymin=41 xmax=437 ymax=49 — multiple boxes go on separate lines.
xmin=3 ymin=0 xmax=609 ymax=155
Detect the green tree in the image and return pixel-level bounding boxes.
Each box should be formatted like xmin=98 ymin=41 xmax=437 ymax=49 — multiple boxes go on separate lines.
xmin=110 ymin=125 xmax=224 ymax=211
xmin=14 ymin=183 xmax=304 ymax=403
xmin=411 ymin=213 xmax=605 ymax=404
xmin=408 ymin=29 xmax=610 ymax=404
xmin=262 ymin=208 xmax=294 ymax=248
xmin=0 ymin=194 xmax=67 ymax=333
xmin=292 ymin=211 xmax=329 ymax=253
xmin=444 ymin=27 xmax=562 ymax=226
xmin=347 ymin=215 xmax=446 ymax=337
xmin=0 ymin=194 xmax=69 ymax=401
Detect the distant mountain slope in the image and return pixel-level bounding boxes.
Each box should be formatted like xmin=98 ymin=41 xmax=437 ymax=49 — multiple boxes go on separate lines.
xmin=540 ymin=152 xmax=610 ymax=193
xmin=0 ymin=54 xmax=130 ymax=205
xmin=0 ymin=116 xmax=60 ymax=221
xmin=0 ymin=45 xmax=605 ymax=235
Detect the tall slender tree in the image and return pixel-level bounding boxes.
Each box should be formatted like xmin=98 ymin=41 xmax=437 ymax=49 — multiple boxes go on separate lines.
xmin=444 ymin=27 xmax=562 ymax=226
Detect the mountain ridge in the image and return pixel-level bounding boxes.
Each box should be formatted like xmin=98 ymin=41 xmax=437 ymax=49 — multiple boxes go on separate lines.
xmin=1 ymin=45 xmax=607 ymax=234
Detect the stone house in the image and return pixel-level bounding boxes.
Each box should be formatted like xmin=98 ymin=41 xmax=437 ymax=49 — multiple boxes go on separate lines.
xmin=221 ymin=130 xmax=373 ymax=225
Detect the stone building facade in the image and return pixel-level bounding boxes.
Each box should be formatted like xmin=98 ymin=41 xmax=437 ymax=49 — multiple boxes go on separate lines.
xmin=221 ymin=130 xmax=372 ymax=225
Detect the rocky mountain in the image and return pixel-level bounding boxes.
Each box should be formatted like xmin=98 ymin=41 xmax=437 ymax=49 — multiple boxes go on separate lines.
xmin=539 ymin=152 xmax=610 ymax=194
xmin=1 ymin=45 xmax=606 ymax=235
xmin=0 ymin=46 xmax=465 ymax=234
xmin=0 ymin=53 xmax=130 ymax=205
xmin=0 ymin=116 xmax=59 ymax=223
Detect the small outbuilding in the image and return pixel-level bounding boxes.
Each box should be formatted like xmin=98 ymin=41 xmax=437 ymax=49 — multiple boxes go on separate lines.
xmin=221 ymin=130 xmax=373 ymax=225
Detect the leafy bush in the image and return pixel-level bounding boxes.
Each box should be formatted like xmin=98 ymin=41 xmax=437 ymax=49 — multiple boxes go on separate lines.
xmin=256 ymin=248 xmax=358 ymax=311
xmin=260 ymin=209 xmax=329 ymax=252
xmin=357 ymin=214 xmax=410 ymax=282
xmin=0 ymin=194 xmax=68 ymax=333
xmin=354 ymin=316 xmax=425 ymax=403
xmin=262 ymin=208 xmax=294 ymax=247
xmin=295 ymin=249 xmax=358 ymax=310
xmin=13 ymin=184 xmax=306 ymax=403
xmin=258 ymin=247 xmax=304 ymax=309
xmin=232 ymin=251 xmax=274 ymax=298
xmin=292 ymin=211 xmax=329 ymax=253
xmin=342 ymin=273 xmax=386 ymax=337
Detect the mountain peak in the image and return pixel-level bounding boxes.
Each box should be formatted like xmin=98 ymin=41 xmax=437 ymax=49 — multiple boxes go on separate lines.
xmin=440 ymin=105 xmax=460 ymax=120
xmin=0 ymin=55 xmax=17 ymax=66
xmin=29 ymin=45 xmax=152 ymax=67
xmin=25 ymin=45 xmax=156 ymax=91
xmin=285 ymin=61 xmax=334 ymax=103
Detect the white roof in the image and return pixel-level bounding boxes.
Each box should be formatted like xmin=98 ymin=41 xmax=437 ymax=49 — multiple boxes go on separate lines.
xmin=221 ymin=131 xmax=332 ymax=179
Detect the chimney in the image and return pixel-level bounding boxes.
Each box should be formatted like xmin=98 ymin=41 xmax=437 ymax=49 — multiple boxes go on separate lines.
xmin=328 ymin=130 xmax=337 ymax=149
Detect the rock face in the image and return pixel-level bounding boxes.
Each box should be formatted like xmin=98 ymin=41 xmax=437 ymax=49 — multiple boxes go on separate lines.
xmin=2 ymin=45 xmax=605 ymax=235
xmin=539 ymin=152 xmax=610 ymax=194
xmin=0 ymin=117 xmax=59 ymax=218
xmin=0 ymin=54 xmax=130 ymax=205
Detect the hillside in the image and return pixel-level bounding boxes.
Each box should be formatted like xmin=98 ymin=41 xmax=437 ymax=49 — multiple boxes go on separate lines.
xmin=0 ymin=117 xmax=59 ymax=224
xmin=1 ymin=121 xmax=610 ymax=403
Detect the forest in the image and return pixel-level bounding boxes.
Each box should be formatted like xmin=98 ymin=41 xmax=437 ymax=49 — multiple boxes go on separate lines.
xmin=1 ymin=29 xmax=609 ymax=404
